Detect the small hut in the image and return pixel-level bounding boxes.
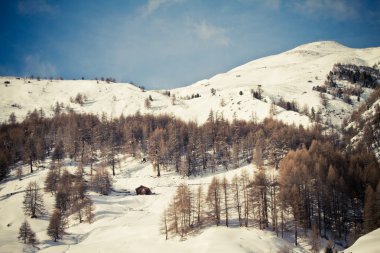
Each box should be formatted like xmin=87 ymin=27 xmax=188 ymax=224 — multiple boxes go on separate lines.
xmin=135 ymin=185 xmax=152 ymax=195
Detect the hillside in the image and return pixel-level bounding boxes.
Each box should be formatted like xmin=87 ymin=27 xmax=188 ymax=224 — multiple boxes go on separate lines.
xmin=344 ymin=87 xmax=380 ymax=159
xmin=0 ymin=157 xmax=319 ymax=253
xmin=343 ymin=228 xmax=380 ymax=253
xmin=1 ymin=41 xmax=379 ymax=126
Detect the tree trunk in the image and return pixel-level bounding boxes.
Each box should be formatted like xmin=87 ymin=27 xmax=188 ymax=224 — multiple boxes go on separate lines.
xmin=112 ymin=159 xmax=115 ymax=176
xmin=157 ymin=163 xmax=161 ymax=177
xmin=224 ymin=187 xmax=229 ymax=227
xmin=295 ymin=220 xmax=298 ymax=246
xmin=263 ymin=189 xmax=268 ymax=228
xmin=81 ymin=139 xmax=85 ymax=164
xmin=30 ymin=158 xmax=33 ymax=173
xmin=215 ymin=189 xmax=219 ymax=226
xmin=281 ymin=207 xmax=284 ymax=238
xmin=317 ymin=190 xmax=321 ymax=237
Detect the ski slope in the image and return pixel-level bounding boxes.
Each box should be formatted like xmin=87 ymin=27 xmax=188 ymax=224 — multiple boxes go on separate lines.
xmin=1 ymin=41 xmax=379 ymax=127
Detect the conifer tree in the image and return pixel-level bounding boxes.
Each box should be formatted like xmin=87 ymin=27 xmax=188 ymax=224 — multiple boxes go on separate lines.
xmin=147 ymin=128 xmax=165 ymax=177
xmin=232 ymin=174 xmax=242 ymax=226
xmin=52 ymin=140 xmax=65 ymax=162
xmin=253 ymin=138 xmax=264 ymax=169
xmin=240 ymin=170 xmax=250 ymax=227
xmin=93 ymin=167 xmax=112 ymax=195
xmin=166 ymin=183 xmax=193 ymax=238
xmin=85 ymin=198 xmax=95 ymax=223
xmin=207 ymin=176 xmax=221 ymax=226
xmin=72 ymin=197 xmax=94 ymax=223
xmin=221 ymin=176 xmax=229 ymax=227
xmin=18 ymin=220 xmax=37 ymax=245
xmin=47 ymin=209 xmax=66 ymax=242
xmin=167 ymin=199 xmax=179 ymax=236
xmin=23 ymin=135 xmax=37 ymax=173
xmin=196 ymin=185 xmax=204 ymax=226
xmin=23 ymin=181 xmax=45 ymax=218
xmin=44 ymin=165 xmax=60 ymax=194
xmin=161 ymin=209 xmax=169 ymax=240
xmin=253 ymin=168 xmax=269 ymax=229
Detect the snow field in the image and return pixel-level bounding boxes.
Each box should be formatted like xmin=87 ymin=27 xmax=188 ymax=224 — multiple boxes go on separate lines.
xmin=1 ymin=156 xmax=327 ymax=252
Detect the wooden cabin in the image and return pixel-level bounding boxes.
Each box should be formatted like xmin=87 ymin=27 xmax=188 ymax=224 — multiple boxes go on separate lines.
xmin=135 ymin=185 xmax=152 ymax=195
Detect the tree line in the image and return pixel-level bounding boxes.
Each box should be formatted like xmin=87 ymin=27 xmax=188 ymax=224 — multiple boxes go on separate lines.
xmin=0 ymin=108 xmax=323 ymax=180
xmin=162 ymin=139 xmax=380 ymax=248
xmin=0 ymin=101 xmax=379 ymax=247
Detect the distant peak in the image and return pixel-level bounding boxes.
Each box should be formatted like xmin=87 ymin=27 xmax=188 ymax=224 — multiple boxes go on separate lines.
xmin=289 ymin=41 xmax=349 ymax=53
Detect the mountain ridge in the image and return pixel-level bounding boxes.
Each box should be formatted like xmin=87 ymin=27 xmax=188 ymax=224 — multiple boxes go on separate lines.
xmin=1 ymin=41 xmax=379 ymax=126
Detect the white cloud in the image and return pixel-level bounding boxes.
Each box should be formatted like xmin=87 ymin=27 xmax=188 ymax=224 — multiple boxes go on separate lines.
xmin=193 ymin=20 xmax=230 ymax=47
xmin=18 ymin=0 xmax=58 ymax=15
xmin=140 ymin=0 xmax=184 ymax=17
xmin=293 ymin=0 xmax=358 ymax=20
xmin=23 ymin=55 xmax=57 ymax=77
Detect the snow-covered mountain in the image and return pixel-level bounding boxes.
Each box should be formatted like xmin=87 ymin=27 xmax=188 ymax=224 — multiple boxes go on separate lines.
xmin=1 ymin=41 xmax=379 ymax=126
xmin=2 ymin=41 xmax=380 ymax=253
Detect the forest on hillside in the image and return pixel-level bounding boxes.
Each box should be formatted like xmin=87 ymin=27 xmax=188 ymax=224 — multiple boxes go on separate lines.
xmin=0 ymin=86 xmax=380 ymax=248
xmin=313 ymin=63 xmax=380 ymax=105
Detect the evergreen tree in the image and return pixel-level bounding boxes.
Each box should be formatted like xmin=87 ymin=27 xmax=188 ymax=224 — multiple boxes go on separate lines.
xmin=44 ymin=165 xmax=60 ymax=194
xmin=222 ymin=176 xmax=229 ymax=227
xmin=253 ymin=168 xmax=269 ymax=229
xmin=232 ymin=174 xmax=242 ymax=226
xmin=47 ymin=209 xmax=66 ymax=242
xmin=161 ymin=209 xmax=169 ymax=240
xmin=85 ymin=198 xmax=95 ymax=223
xmin=147 ymin=128 xmax=166 ymax=177
xmin=72 ymin=197 xmax=94 ymax=223
xmin=18 ymin=220 xmax=37 ymax=245
xmin=240 ymin=170 xmax=250 ymax=227
xmin=93 ymin=167 xmax=112 ymax=195
xmin=207 ymin=176 xmax=221 ymax=226
xmin=165 ymin=183 xmax=193 ymax=238
xmin=195 ymin=185 xmax=204 ymax=226
xmin=52 ymin=140 xmax=65 ymax=162
xmin=23 ymin=181 xmax=45 ymax=218
xmin=23 ymin=135 xmax=37 ymax=173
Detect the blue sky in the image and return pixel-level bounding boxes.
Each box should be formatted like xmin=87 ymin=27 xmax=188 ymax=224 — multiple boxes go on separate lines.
xmin=0 ymin=0 xmax=379 ymax=89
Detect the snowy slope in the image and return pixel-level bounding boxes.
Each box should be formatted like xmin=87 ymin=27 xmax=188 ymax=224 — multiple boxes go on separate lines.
xmin=1 ymin=41 xmax=380 ymax=126
xmin=343 ymin=228 xmax=380 ymax=253
xmin=1 ymin=158 xmax=319 ymax=253
xmin=172 ymin=41 xmax=380 ymax=125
